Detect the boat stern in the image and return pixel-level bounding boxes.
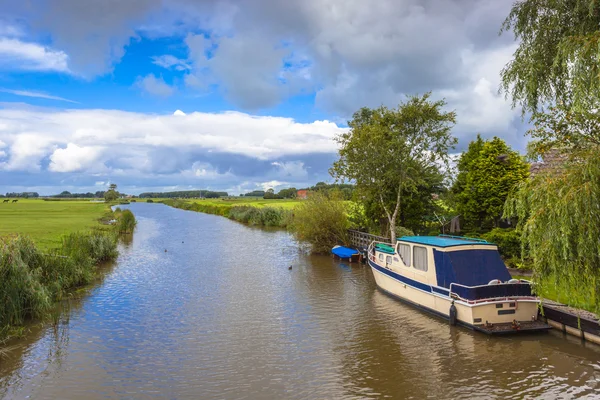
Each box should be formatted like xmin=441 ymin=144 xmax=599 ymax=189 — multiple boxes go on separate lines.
xmin=467 ymin=300 xmax=550 ymax=334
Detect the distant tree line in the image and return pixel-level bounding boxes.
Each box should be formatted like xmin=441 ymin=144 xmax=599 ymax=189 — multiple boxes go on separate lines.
xmin=242 ymin=183 xmax=355 ymax=200
xmin=138 ymin=190 xmax=228 ymax=199
xmin=243 ymin=190 xmax=266 ymax=197
xmin=4 ymin=192 xmax=40 ymax=198
xmin=51 ymin=191 xmax=106 ymax=198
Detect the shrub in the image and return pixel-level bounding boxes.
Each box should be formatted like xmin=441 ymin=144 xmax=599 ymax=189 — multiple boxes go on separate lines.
xmin=291 ymin=191 xmax=349 ymax=253
xmin=117 ymin=209 xmax=137 ymax=233
xmin=481 ymin=228 xmax=531 ymax=269
xmin=147 ymin=199 xmax=154 ymax=203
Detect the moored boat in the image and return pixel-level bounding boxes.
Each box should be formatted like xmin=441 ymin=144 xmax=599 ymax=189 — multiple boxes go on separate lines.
xmin=368 ymin=235 xmax=551 ymax=334
xmin=332 ymin=245 xmax=361 ymax=262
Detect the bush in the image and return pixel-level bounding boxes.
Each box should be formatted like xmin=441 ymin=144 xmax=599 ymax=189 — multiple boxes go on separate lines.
xmin=481 ymin=228 xmax=530 ymax=269
xmin=291 ymin=191 xmax=349 ymax=253
xmin=228 ymin=206 xmax=290 ymax=227
xmin=147 ymin=199 xmax=154 ymax=203
xmin=117 ymin=209 xmax=137 ymax=233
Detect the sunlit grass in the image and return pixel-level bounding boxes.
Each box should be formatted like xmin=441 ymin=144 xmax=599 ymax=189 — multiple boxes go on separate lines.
xmin=0 ymin=198 xmax=109 ymax=249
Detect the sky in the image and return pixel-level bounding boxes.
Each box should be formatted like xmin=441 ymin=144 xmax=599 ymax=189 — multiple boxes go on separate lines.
xmin=0 ymin=0 xmax=526 ymax=196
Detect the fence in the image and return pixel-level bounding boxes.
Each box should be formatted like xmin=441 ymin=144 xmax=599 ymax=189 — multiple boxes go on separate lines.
xmin=347 ymin=229 xmax=391 ymax=249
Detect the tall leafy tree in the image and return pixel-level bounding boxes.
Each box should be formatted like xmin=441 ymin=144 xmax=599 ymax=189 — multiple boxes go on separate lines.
xmin=454 ymin=137 xmax=529 ymax=230
xmin=500 ymin=0 xmax=600 ymax=113
xmin=331 ymin=93 xmax=457 ymax=242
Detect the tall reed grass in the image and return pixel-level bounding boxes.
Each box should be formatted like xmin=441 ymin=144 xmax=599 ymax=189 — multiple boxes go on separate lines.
xmin=0 ymin=231 xmax=118 ymax=331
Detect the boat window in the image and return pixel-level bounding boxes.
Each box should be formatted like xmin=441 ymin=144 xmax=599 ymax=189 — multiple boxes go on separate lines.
xmin=413 ymin=246 xmax=428 ymax=272
xmin=386 ymin=255 xmax=392 ymax=265
xmin=397 ymin=243 xmax=411 ymax=267
xmin=379 ymin=253 xmax=384 ymax=262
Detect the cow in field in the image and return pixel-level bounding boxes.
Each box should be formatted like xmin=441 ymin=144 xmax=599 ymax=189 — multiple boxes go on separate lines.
xmin=12 ymin=199 xmax=18 ymax=203
xmin=2 ymin=199 xmax=8 ymax=203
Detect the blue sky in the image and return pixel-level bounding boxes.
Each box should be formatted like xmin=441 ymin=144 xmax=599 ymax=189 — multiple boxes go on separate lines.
xmin=0 ymin=0 xmax=526 ymax=195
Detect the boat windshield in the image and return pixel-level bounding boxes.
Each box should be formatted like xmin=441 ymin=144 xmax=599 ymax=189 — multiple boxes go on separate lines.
xmin=433 ymin=249 xmax=512 ymax=289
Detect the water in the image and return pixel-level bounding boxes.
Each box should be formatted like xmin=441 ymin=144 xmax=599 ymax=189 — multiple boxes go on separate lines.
xmin=0 ymin=203 xmax=599 ymax=399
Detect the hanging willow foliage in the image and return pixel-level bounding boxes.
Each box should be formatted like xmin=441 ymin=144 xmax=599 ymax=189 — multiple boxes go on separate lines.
xmin=500 ymin=0 xmax=600 ymax=114
xmin=505 ymin=150 xmax=600 ymax=313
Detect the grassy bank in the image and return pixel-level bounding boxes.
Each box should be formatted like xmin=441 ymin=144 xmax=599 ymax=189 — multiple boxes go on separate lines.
xmin=160 ymin=198 xmax=293 ymax=227
xmin=511 ymin=274 xmax=597 ymax=313
xmin=0 ymin=199 xmax=135 ymax=339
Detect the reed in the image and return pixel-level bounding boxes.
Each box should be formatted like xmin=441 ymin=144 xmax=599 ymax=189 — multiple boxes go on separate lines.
xmin=0 ymin=231 xmax=119 ymax=336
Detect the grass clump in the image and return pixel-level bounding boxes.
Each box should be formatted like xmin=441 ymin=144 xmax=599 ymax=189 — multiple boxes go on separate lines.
xmin=116 ymin=209 xmax=136 ymax=233
xmin=228 ymin=206 xmax=291 ymax=227
xmin=0 ymin=231 xmax=118 ymax=330
xmin=0 ymin=236 xmax=51 ymax=327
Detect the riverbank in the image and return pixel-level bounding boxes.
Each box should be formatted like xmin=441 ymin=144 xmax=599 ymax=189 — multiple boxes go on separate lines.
xmin=0 ymin=200 xmax=135 ymax=340
xmin=160 ymin=198 xmax=293 ymax=228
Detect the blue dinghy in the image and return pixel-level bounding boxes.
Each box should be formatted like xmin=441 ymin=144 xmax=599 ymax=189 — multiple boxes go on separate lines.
xmin=332 ymin=245 xmax=361 ymax=262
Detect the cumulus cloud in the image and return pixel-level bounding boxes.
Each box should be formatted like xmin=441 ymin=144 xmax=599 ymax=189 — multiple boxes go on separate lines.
xmin=0 ymin=105 xmax=345 ymax=191
xmin=49 ymin=143 xmax=104 ymax=172
xmin=0 ymin=37 xmax=69 ymax=72
xmin=136 ymin=74 xmax=175 ymax=97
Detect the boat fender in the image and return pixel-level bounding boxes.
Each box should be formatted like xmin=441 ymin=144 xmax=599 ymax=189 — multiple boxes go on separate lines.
xmin=449 ymin=301 xmax=457 ymax=326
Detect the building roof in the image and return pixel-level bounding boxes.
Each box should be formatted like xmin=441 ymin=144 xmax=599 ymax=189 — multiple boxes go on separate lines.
xmin=398 ymin=235 xmax=491 ymax=248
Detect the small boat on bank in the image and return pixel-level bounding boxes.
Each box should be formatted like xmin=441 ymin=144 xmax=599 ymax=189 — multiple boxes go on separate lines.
xmin=368 ymin=235 xmax=551 ymax=334
xmin=332 ymin=245 xmax=361 ymax=262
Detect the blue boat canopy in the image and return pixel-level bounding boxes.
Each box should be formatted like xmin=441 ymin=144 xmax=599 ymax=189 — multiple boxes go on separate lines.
xmin=398 ymin=235 xmax=490 ymax=248
xmin=332 ymin=246 xmax=359 ymax=258
xmin=433 ymin=249 xmax=512 ymax=289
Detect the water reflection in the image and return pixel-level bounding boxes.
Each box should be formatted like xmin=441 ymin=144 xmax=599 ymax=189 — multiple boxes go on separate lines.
xmin=0 ymin=203 xmax=598 ymax=399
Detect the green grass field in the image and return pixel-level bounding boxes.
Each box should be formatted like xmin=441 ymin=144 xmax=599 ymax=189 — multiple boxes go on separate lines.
xmin=0 ymin=199 xmax=109 ymax=249
xmin=142 ymin=197 xmax=304 ymax=210
xmin=190 ymin=197 xmax=303 ymax=209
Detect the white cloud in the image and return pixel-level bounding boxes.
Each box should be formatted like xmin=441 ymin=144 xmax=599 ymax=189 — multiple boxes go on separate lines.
xmin=259 ymin=180 xmax=288 ymax=191
xmin=48 ymin=143 xmax=104 ymax=172
xmin=152 ymin=54 xmax=190 ymax=71
xmin=136 ymin=74 xmax=175 ymax=97
xmin=173 ymin=109 xmax=186 ymax=116
xmin=271 ymin=161 xmax=308 ymax=178
xmin=0 ymin=88 xmax=77 ymax=103
xmin=0 ymin=106 xmax=346 ymax=174
xmin=0 ymin=38 xmax=69 ymax=72
xmin=0 ymin=133 xmax=53 ymax=171
xmin=0 ymin=23 xmax=24 ymax=38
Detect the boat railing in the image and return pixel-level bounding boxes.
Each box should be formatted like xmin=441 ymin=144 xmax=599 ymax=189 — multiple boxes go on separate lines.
xmin=449 ymin=280 xmax=536 ymax=303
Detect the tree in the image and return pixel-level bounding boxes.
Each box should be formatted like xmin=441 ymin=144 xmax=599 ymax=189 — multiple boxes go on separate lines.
xmin=104 ymin=190 xmax=118 ymax=202
xmin=505 ymin=106 xmax=600 ymax=313
xmin=109 ymin=183 xmax=117 ymax=191
xmin=451 ymin=134 xmax=485 ymax=203
xmin=331 ymin=93 xmax=457 ymax=242
xmin=453 ymin=137 xmax=529 ymax=230
xmin=277 ymin=187 xmax=297 ymax=199
xmin=500 ymin=0 xmax=600 ymax=113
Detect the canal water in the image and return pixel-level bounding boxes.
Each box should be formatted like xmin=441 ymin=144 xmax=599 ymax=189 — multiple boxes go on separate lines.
xmin=0 ymin=203 xmax=599 ymax=399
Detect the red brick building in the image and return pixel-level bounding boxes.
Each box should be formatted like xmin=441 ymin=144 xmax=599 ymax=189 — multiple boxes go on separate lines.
xmin=297 ymin=189 xmax=308 ymax=199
